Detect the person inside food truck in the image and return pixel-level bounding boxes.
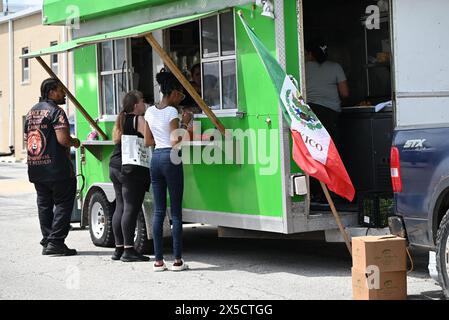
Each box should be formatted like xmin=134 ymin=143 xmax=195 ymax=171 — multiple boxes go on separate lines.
xmin=189 ymin=63 xmax=202 ymax=99
xmin=305 ymin=39 xmax=349 ymax=203
xmin=179 ymin=64 xmax=202 ymax=139
xmin=181 ymin=63 xmax=202 ymax=114
xmin=203 ymin=74 xmax=220 ymax=110
xmin=305 ymin=39 xmax=349 ymax=144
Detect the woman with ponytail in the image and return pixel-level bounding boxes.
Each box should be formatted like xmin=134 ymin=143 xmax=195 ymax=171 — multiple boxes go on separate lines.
xmin=305 ymin=39 xmax=349 ymax=203
xmin=109 ymin=90 xmax=154 ymax=262
xmin=145 ymin=69 xmax=192 ymax=272
xmin=305 ymin=39 xmax=349 ymax=140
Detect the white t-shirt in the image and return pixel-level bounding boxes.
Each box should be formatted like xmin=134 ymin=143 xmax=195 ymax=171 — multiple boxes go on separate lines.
xmin=305 ymin=61 xmax=347 ymax=112
xmin=144 ymin=105 xmax=179 ymax=149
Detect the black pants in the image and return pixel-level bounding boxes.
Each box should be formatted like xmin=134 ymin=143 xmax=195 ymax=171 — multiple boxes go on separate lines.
xmin=34 ymin=178 xmax=76 ymax=246
xmin=110 ymin=165 xmax=147 ymax=247
xmin=309 ymin=103 xmax=341 ymax=146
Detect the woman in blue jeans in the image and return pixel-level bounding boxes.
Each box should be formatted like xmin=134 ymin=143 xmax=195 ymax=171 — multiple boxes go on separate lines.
xmin=145 ymin=69 xmax=192 ymax=271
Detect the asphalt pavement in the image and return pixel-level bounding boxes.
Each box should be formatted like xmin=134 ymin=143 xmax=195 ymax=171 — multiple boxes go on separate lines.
xmin=0 ymin=162 xmax=445 ymax=300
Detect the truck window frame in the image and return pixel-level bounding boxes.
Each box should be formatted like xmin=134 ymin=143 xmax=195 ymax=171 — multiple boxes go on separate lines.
xmin=97 ymin=39 xmax=132 ymax=117
xmin=199 ymin=10 xmax=238 ymax=113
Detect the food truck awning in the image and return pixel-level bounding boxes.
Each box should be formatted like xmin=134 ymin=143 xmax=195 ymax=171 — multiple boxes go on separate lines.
xmin=21 ymin=10 xmax=215 ymax=59
xmin=21 ymin=40 xmax=81 ymax=59
xmin=77 ymin=10 xmax=216 ymax=45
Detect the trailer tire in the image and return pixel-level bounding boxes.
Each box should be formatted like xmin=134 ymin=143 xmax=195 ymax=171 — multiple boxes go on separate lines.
xmin=134 ymin=210 xmax=152 ymax=255
xmin=436 ymin=210 xmax=449 ymax=298
xmin=88 ymin=191 xmax=115 ymax=248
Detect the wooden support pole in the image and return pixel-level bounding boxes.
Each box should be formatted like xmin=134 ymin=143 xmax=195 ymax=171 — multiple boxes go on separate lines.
xmin=35 ymin=56 xmax=108 ymax=140
xmin=144 ymin=33 xmax=227 ymax=136
xmin=320 ymin=181 xmax=353 ymax=256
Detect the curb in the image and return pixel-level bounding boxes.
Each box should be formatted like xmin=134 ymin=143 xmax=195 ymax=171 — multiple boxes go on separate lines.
xmin=0 ymin=157 xmax=25 ymax=164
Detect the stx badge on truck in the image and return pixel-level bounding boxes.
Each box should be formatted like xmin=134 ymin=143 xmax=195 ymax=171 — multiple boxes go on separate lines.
xmin=403 ymin=139 xmax=427 ymax=149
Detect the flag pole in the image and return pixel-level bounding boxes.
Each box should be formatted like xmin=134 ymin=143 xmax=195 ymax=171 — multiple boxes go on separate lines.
xmin=320 ymin=181 xmax=352 ymax=256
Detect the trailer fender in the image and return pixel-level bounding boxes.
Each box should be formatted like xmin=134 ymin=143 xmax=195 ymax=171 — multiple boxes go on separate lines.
xmin=89 ymin=183 xmax=116 ymax=202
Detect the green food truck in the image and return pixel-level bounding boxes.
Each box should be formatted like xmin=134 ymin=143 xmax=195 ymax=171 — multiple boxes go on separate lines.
xmin=23 ymin=0 xmax=397 ymax=253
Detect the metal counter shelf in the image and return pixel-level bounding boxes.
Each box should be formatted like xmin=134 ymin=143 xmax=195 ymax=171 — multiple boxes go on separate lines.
xmin=81 ymin=140 xmax=114 ymax=160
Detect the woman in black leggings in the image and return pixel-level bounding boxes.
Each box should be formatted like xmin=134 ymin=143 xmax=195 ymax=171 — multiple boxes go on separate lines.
xmin=109 ymin=90 xmax=154 ymax=262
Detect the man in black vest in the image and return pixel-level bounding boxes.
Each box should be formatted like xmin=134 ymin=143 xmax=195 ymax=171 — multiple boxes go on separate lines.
xmin=24 ymin=78 xmax=81 ymax=256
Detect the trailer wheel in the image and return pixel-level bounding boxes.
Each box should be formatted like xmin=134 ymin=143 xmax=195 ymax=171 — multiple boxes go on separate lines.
xmin=436 ymin=210 xmax=449 ymax=298
xmin=134 ymin=210 xmax=152 ymax=255
xmin=88 ymin=190 xmax=115 ymax=248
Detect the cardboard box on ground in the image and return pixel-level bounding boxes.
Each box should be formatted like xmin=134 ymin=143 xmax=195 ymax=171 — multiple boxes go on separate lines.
xmin=351 ymin=235 xmax=407 ymax=300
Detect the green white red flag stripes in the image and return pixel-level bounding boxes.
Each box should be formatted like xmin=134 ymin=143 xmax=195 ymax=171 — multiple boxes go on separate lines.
xmin=238 ymin=12 xmax=355 ymax=201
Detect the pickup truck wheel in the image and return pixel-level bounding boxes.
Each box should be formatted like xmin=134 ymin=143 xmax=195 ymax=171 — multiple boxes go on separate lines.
xmin=88 ymin=191 xmax=115 ymax=248
xmin=436 ymin=210 xmax=449 ymax=298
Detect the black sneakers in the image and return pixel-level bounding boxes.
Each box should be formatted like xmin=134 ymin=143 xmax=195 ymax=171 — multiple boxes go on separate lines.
xmin=120 ymin=248 xmax=150 ymax=262
xmin=111 ymin=247 xmax=124 ymax=261
xmin=43 ymin=242 xmax=77 ymax=256
xmin=40 ymin=239 xmax=48 ymax=255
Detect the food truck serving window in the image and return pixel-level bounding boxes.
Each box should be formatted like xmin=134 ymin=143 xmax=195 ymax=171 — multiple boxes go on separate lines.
xmin=92 ymin=10 xmax=236 ymax=116
xmin=99 ymin=39 xmax=131 ymax=116
xmin=200 ymin=11 xmax=237 ymax=111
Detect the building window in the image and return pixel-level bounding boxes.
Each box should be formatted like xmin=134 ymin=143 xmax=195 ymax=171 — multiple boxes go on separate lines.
xmin=98 ymin=39 xmax=131 ymax=116
xmin=50 ymin=41 xmax=58 ymax=75
xmin=22 ymin=47 xmax=30 ymax=83
xmin=200 ymin=11 xmax=237 ymax=110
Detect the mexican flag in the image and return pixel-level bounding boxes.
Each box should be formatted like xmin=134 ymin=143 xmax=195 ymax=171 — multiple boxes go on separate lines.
xmin=239 ymin=13 xmax=355 ymax=201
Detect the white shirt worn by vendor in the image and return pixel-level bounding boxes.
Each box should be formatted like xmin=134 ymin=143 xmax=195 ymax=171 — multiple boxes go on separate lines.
xmin=145 ymin=105 xmax=179 ymax=149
